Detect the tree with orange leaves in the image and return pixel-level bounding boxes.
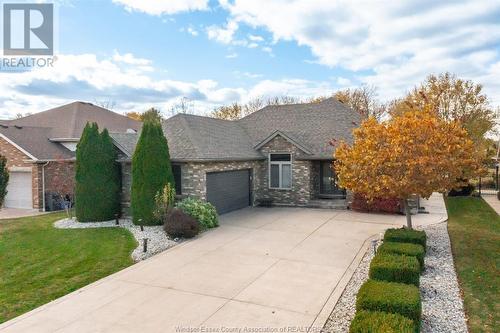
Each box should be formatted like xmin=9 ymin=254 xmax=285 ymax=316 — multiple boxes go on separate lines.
xmin=334 ymin=107 xmax=482 ymax=228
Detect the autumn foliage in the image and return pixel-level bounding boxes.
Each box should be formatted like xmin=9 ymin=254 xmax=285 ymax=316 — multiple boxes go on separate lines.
xmin=335 ymin=107 xmax=482 ymax=227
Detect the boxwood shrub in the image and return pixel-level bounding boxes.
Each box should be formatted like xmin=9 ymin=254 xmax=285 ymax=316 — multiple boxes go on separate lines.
xmin=378 ymin=242 xmax=425 ymax=271
xmin=384 ymin=228 xmax=427 ymax=249
xmin=356 ymin=280 xmax=421 ymax=322
xmin=350 ymin=310 xmax=417 ymax=333
xmin=176 ymin=198 xmax=218 ymax=229
xmin=369 ymin=253 xmax=420 ymax=286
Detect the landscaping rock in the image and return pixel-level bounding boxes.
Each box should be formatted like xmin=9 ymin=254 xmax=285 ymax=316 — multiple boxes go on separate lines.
xmin=322 ymin=222 xmax=468 ymax=333
xmin=419 ymin=223 xmax=468 ymax=333
xmin=54 ymin=218 xmax=179 ymax=261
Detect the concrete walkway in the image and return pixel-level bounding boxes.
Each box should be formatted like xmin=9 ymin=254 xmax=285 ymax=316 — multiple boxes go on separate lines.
xmin=483 ymin=194 xmax=500 ymax=215
xmin=0 ymin=194 xmax=447 ymax=332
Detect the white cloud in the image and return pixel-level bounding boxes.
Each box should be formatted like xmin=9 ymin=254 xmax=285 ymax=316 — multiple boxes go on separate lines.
xmin=187 ymin=27 xmax=199 ymax=36
xmin=248 ymin=34 xmax=264 ymax=42
xmin=225 ymin=52 xmax=238 ymax=59
xmin=112 ymin=0 xmax=209 ymax=15
xmin=112 ymin=51 xmax=152 ymax=66
xmin=0 ymin=52 xmax=337 ymax=118
xmin=336 ymin=77 xmax=351 ymax=86
xmin=233 ymin=71 xmax=263 ymax=79
xmin=206 ymin=21 xmax=239 ymax=44
xmin=246 ymin=79 xmax=333 ymax=102
xmin=218 ymin=0 xmax=500 ymax=103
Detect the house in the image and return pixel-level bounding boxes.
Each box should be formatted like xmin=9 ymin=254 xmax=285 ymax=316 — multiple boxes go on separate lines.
xmin=0 ymin=102 xmax=141 ymax=210
xmin=112 ymin=97 xmax=361 ymax=215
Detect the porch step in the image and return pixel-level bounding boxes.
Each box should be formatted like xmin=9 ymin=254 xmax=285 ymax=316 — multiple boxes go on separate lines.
xmin=307 ymin=199 xmax=347 ymax=210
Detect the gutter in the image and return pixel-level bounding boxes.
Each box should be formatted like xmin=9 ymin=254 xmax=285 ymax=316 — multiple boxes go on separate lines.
xmin=41 ymin=161 xmax=49 ymax=212
xmin=116 ymin=156 xmax=267 ymax=163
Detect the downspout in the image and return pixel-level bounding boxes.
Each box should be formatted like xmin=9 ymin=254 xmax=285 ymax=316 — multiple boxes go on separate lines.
xmin=41 ymin=161 xmax=49 ymax=212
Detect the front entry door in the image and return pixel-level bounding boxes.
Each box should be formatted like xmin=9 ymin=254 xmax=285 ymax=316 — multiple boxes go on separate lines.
xmin=319 ymin=161 xmax=345 ymax=198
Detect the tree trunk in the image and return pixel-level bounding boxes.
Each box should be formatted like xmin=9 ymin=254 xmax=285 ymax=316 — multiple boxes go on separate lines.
xmin=403 ymin=198 xmax=413 ymax=229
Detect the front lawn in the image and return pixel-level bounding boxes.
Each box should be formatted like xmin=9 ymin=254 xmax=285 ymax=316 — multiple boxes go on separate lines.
xmin=446 ymin=197 xmax=500 ymax=333
xmin=0 ymin=212 xmax=136 ymax=323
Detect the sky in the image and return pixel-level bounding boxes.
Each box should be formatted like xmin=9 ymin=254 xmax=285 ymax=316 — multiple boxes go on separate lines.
xmin=1 ymin=0 xmax=500 ymax=118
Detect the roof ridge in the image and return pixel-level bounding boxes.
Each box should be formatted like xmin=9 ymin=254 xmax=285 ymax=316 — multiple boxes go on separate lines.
xmin=170 ymin=112 xmax=238 ymax=123
xmin=177 ymin=115 xmax=201 ymax=157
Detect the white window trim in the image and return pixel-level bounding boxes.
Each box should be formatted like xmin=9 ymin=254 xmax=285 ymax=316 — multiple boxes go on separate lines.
xmin=268 ymin=153 xmax=292 ymax=190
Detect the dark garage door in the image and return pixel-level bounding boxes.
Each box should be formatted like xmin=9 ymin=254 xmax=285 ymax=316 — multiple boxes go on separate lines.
xmin=206 ymin=169 xmax=251 ymax=214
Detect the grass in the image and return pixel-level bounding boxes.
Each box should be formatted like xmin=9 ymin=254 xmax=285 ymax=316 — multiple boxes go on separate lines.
xmin=446 ymin=197 xmax=500 ymax=333
xmin=0 ymin=212 xmax=137 ymax=323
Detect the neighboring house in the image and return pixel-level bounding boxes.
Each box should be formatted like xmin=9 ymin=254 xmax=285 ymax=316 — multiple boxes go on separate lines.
xmin=112 ymin=97 xmax=361 ymax=215
xmin=0 ymin=102 xmax=141 ymax=210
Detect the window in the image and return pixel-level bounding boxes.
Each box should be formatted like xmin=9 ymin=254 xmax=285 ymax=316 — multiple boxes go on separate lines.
xmin=269 ymin=153 xmax=292 ymax=189
xmin=172 ymin=165 xmax=182 ymax=195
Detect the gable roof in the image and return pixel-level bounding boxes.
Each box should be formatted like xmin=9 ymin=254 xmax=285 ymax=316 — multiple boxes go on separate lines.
xmin=239 ymin=97 xmax=360 ymax=158
xmin=113 ymin=97 xmax=361 ymax=162
xmin=0 ymin=126 xmax=74 ymax=160
xmin=254 ymin=130 xmax=313 ymax=154
xmin=0 ymin=101 xmax=142 ymax=161
xmin=4 ymin=101 xmax=141 ymax=138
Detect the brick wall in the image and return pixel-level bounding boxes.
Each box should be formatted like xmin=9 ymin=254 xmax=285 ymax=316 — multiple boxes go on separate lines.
xmin=32 ymin=161 xmax=75 ymax=211
xmin=0 ymin=136 xmax=40 ymax=208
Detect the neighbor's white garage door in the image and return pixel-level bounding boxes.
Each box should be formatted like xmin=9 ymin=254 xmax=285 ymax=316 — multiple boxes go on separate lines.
xmin=4 ymin=170 xmax=33 ymax=209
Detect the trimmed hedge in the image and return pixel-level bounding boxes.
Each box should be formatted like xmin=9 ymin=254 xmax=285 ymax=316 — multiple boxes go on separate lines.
xmin=384 ymin=228 xmax=427 ymax=249
xmin=369 ymin=253 xmax=420 ymax=286
xmin=356 ymin=280 xmax=421 ymax=322
xmin=378 ymin=242 xmax=425 ymax=271
xmin=350 ymin=310 xmax=416 ymax=333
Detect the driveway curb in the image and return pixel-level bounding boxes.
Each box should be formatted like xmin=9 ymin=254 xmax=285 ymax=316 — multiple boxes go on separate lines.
xmin=310 ymin=233 xmax=380 ymax=330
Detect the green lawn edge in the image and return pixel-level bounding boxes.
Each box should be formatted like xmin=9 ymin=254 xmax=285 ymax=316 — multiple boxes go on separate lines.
xmin=0 ymin=212 xmax=137 ymax=323
xmin=445 ymin=197 xmax=500 ymax=333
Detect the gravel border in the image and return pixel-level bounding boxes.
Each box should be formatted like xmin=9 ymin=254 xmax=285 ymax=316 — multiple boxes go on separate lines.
xmin=420 ymin=223 xmax=468 ymax=333
xmin=322 ymin=241 xmax=379 ymax=333
xmin=54 ymin=218 xmax=180 ymax=261
xmin=322 ymin=222 xmax=468 ymax=333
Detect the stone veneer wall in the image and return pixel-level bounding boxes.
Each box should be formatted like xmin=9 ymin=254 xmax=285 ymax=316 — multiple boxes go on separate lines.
xmin=120 ymin=162 xmax=132 ymax=216
xmin=257 ymin=135 xmax=313 ymax=206
xmin=120 ymin=160 xmax=263 ymax=216
xmin=119 ymin=134 xmax=320 ymax=215
xmin=180 ymin=160 xmax=263 ymax=202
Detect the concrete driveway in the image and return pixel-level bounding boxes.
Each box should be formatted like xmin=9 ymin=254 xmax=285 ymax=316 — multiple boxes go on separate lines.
xmin=0 ymin=195 xmax=446 ymax=332
xmin=0 ymin=208 xmax=46 ymax=219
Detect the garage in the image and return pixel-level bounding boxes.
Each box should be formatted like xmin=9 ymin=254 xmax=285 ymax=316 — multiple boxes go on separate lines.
xmin=206 ymin=169 xmax=251 ymax=214
xmin=4 ymin=170 xmax=33 ymax=209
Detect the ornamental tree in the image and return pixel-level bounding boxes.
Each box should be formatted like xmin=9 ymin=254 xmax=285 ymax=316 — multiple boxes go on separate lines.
xmin=75 ymin=123 xmax=120 ymax=221
xmin=334 ymin=107 xmax=482 ymax=228
xmin=131 ymin=118 xmax=174 ymax=225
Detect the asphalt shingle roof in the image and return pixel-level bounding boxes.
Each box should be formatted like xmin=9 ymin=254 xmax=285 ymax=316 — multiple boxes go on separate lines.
xmin=0 ymin=101 xmax=142 ymax=161
xmin=112 ymin=97 xmax=361 ymax=161
xmin=0 ymin=126 xmax=74 ymax=160
xmin=4 ymin=101 xmax=141 ymax=138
